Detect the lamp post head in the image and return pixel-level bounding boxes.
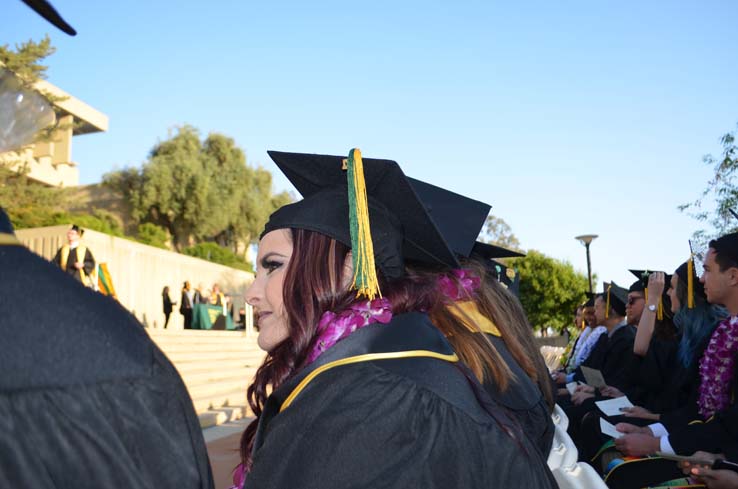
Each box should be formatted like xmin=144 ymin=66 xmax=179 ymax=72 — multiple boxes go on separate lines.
xmin=575 ymin=234 xmax=599 ymax=246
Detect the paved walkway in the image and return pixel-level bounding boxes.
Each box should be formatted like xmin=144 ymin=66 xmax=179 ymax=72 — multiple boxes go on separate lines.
xmin=205 ymin=418 xmax=252 ymax=489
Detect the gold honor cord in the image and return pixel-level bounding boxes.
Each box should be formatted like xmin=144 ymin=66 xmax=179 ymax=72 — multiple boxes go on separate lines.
xmin=449 ymin=301 xmax=501 ymax=337
xmin=0 ymin=233 xmax=21 ymax=246
xmin=280 ymin=350 xmax=459 ymax=412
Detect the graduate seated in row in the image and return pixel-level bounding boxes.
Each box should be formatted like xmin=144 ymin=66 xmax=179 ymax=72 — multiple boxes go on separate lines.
xmin=572 ymin=234 xmax=738 ymax=488
xmin=405 ymin=177 xmax=555 ymax=456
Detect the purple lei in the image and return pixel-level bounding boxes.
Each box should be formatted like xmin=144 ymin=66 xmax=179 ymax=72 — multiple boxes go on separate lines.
xmin=438 ymin=268 xmax=481 ymax=302
xmin=306 ymin=297 xmax=393 ymax=364
xmin=698 ymin=315 xmax=738 ymax=419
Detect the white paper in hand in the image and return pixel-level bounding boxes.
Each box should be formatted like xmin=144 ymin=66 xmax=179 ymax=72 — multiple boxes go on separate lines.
xmin=566 ymin=382 xmax=578 ymax=395
xmin=600 ymin=418 xmax=624 ymax=439
xmin=595 ymin=396 xmax=634 ymax=416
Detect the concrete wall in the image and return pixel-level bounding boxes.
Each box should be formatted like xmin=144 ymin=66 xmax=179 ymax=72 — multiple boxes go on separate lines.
xmin=16 ymin=225 xmax=255 ymax=331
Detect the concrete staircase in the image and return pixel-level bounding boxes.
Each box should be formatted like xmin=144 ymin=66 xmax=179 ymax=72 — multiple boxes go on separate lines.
xmin=146 ymin=329 xmax=265 ymax=429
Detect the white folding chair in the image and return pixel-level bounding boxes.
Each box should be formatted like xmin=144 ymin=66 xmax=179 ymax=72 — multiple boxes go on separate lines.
xmin=552 ymin=403 xmax=569 ymax=431
xmin=552 ymin=462 xmax=608 ymax=489
xmin=547 ymin=424 xmax=578 ymax=471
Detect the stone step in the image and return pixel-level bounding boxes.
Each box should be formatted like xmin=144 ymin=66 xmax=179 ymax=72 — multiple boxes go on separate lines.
xmin=180 ymin=366 xmax=256 ymax=387
xmin=173 ymin=358 xmax=258 ymax=375
xmin=192 ymin=388 xmax=248 ymax=414
xmin=163 ymin=350 xmax=257 ymax=363
xmin=189 ymin=379 xmax=248 ymax=401
xmin=198 ymin=406 xmax=248 ymax=429
xmin=160 ymin=342 xmax=256 ymax=353
xmin=147 ymin=329 xmax=247 ymax=338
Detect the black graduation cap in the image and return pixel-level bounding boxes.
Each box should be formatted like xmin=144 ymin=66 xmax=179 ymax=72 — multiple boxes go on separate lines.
xmin=407 ymin=177 xmax=490 ymax=258
xmin=603 ymin=281 xmax=628 ymax=317
xmin=582 ymin=292 xmax=596 ymax=308
xmin=0 ymin=207 xmax=14 ymax=235
xmin=471 ymin=241 xmax=525 ymax=260
xmin=467 ymin=241 xmax=524 ymax=295
xmin=21 ymin=0 xmax=77 ymax=36
xmin=628 ymin=269 xmax=671 ymax=292
xmin=264 ymin=150 xmax=459 ymax=281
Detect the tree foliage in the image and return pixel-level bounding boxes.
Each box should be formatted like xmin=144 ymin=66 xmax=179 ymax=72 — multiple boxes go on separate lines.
xmin=478 ymin=214 xmax=522 ymax=251
xmin=104 ymin=126 xmax=291 ymax=251
xmin=679 ymin=122 xmax=738 ymax=246
xmin=511 ymin=250 xmax=589 ymax=332
xmin=183 ymin=242 xmax=253 ymax=272
xmin=136 ymin=223 xmax=169 ymax=249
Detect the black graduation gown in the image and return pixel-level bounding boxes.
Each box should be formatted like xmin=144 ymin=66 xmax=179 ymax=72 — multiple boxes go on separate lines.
xmin=572 ymin=323 xmax=637 ymax=390
xmin=483 ymin=334 xmax=554 ymax=456
xmin=53 ymin=244 xmax=96 ymax=282
xmin=0 ymin=217 xmax=213 ymax=489
xmin=244 ymin=313 xmax=558 ymax=489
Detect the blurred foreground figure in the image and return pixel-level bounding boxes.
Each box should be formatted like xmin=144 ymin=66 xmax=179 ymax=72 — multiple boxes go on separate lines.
xmin=0 ymin=209 xmax=214 ymax=488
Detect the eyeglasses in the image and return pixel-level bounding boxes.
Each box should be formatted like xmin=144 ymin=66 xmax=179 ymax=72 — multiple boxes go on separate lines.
xmin=627 ymin=296 xmax=644 ymax=305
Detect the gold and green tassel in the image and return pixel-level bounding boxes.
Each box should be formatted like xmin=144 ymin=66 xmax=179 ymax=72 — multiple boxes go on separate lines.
xmin=343 ymin=148 xmax=381 ymax=299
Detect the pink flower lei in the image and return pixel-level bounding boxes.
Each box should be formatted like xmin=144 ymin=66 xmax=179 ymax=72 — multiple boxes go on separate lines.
xmin=438 ymin=268 xmax=481 ymax=302
xmin=697 ymin=315 xmax=738 ymax=419
xmin=306 ymin=297 xmax=394 ymax=364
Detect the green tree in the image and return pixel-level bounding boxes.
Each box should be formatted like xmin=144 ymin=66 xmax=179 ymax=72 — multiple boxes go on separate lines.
xmin=104 ymin=125 xmax=292 ymax=251
xmin=182 ymin=242 xmax=253 ymax=272
xmin=679 ymin=122 xmax=738 ymax=246
xmin=478 ymin=214 xmax=522 ymax=251
xmin=511 ymin=250 xmax=589 ymax=333
xmin=136 ymin=223 xmax=170 ymax=249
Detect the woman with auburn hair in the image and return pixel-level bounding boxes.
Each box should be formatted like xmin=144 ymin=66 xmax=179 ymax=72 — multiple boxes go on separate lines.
xmin=233 ymin=150 xmax=556 ymax=489
xmin=428 ymin=260 xmax=555 ymax=456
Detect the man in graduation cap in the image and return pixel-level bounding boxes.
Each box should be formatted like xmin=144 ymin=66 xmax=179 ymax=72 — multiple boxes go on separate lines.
xmin=558 ymin=283 xmax=638 ymax=441
xmin=52 ymin=224 xmax=97 ymax=286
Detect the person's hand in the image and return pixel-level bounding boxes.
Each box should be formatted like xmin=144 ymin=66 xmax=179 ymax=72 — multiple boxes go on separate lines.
xmin=552 ymin=372 xmax=567 ymax=384
xmin=648 ymin=272 xmax=666 ymax=301
xmin=680 ymin=451 xmax=720 ymax=476
xmin=600 ymin=385 xmax=624 ymax=398
xmin=557 ymin=388 xmax=570 ymax=397
xmin=689 ymin=466 xmax=738 ymax=489
xmin=74 ymin=261 xmax=84 ymax=270
xmin=620 ymin=406 xmax=660 ymax=420
xmin=614 ymin=422 xmax=651 ymax=435
xmin=572 ymin=391 xmax=595 ymax=405
xmin=614 ymin=433 xmax=660 ymax=457
xmin=575 ymin=384 xmax=595 ymax=394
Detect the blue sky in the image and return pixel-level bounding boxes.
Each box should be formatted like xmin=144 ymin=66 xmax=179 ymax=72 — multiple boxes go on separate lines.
xmin=5 ymin=0 xmax=738 ymax=289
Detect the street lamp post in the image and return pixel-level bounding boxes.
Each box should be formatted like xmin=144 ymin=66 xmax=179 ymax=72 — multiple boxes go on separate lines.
xmin=575 ymin=234 xmax=598 ymax=293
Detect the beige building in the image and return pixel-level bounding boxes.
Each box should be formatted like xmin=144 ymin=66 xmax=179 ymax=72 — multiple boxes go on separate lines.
xmin=1 ymin=78 xmax=108 ymax=187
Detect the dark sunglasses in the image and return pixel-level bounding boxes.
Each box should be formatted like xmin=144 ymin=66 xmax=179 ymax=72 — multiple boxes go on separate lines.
xmin=627 ymin=296 xmax=645 ymax=305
